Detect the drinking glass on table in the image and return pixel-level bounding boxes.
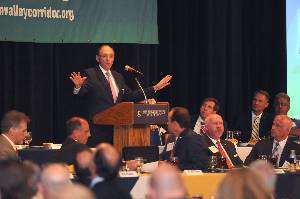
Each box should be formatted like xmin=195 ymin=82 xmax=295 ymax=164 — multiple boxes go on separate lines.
xmin=24 ymin=131 xmax=32 ymax=145
xmin=225 ymin=131 xmax=239 ymax=145
xmin=135 ymin=157 xmax=144 ymax=174
xmin=169 ymin=156 xmax=179 ymax=167
xmin=208 ymin=156 xmax=218 ymax=172
xmin=258 ymin=155 xmax=268 ymax=163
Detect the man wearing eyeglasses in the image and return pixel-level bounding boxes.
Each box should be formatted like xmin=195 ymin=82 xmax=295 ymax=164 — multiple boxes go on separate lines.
xmin=274 ymin=92 xmax=300 ymax=136
xmin=274 ymin=92 xmax=300 ymax=128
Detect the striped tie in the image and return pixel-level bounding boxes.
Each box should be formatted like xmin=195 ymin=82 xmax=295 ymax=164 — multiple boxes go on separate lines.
xmin=251 ymin=117 xmax=260 ymax=140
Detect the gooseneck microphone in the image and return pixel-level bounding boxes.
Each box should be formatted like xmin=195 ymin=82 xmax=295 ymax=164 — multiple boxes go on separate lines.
xmin=124 ymin=65 xmax=144 ymax=76
xmin=124 ymin=65 xmax=148 ymax=104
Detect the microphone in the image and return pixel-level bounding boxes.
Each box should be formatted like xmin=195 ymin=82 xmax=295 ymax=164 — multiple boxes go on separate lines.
xmin=124 ymin=65 xmax=144 ymax=76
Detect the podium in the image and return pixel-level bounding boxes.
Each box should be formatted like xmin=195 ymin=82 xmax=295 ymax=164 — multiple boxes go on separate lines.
xmin=93 ymin=102 xmax=169 ymax=152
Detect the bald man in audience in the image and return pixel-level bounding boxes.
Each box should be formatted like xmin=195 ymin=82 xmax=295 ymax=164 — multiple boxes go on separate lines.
xmin=203 ymin=114 xmax=243 ymax=168
xmin=59 ymin=117 xmax=90 ymax=164
xmin=90 ymin=143 xmax=131 ymax=199
xmin=48 ymin=184 xmax=95 ymax=199
xmin=0 ymin=110 xmax=30 ymax=159
xmin=38 ymin=163 xmax=71 ymax=199
xmin=148 ymin=163 xmax=187 ymax=199
xmin=245 ymin=115 xmax=300 ymax=167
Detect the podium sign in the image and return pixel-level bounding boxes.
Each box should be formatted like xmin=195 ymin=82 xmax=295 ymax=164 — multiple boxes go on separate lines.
xmin=134 ymin=103 xmax=168 ymax=124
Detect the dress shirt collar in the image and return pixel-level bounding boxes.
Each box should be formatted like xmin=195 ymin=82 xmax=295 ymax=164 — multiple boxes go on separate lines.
xmin=252 ymin=111 xmax=263 ymax=119
xmin=207 ymin=135 xmax=219 ymax=147
xmin=99 ymin=64 xmax=111 ymax=76
xmin=90 ymin=175 xmax=104 ymax=188
xmin=2 ymin=134 xmax=17 ymax=151
xmin=274 ymin=136 xmax=288 ymax=150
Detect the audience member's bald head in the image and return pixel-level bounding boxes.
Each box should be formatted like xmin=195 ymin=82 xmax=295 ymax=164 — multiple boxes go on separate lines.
xmin=205 ymin=114 xmax=224 ymax=140
xmin=39 ymin=163 xmax=71 ymax=199
xmin=49 ymin=184 xmax=95 ymax=199
xmin=148 ymin=163 xmax=187 ymax=199
xmin=271 ymin=115 xmax=293 ymax=141
xmin=250 ymin=160 xmax=277 ymax=192
xmin=93 ymin=143 xmax=121 ymax=180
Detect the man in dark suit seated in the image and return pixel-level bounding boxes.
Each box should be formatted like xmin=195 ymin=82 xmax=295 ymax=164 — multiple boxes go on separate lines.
xmin=69 ymin=44 xmax=172 ymax=146
xmin=59 ymin=117 xmax=90 ymax=165
xmin=234 ymin=90 xmax=274 ymax=143
xmin=160 ymin=107 xmax=207 ymax=170
xmin=244 ymin=115 xmax=300 ymax=167
xmin=203 ymin=114 xmax=243 ymax=168
xmin=90 ymin=143 xmax=131 ymax=199
xmin=0 ymin=110 xmax=30 ymax=160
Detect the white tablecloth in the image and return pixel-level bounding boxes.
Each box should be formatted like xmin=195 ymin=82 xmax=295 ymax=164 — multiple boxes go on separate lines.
xmin=158 ymin=146 xmax=252 ymax=162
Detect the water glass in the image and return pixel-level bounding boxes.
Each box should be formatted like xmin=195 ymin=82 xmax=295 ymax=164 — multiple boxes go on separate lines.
xmin=169 ymin=156 xmax=179 ymax=167
xmin=208 ymin=156 xmax=218 ymax=172
xmin=24 ymin=131 xmax=32 ymax=145
xmin=135 ymin=157 xmax=144 ymax=174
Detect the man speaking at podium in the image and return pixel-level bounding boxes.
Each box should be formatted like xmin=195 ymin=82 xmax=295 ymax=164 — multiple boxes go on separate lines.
xmin=70 ymin=44 xmax=172 ymax=146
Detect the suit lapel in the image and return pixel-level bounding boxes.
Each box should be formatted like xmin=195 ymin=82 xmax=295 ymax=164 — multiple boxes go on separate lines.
xmin=203 ymin=134 xmax=221 ymax=156
xmin=279 ymin=137 xmax=292 ymax=166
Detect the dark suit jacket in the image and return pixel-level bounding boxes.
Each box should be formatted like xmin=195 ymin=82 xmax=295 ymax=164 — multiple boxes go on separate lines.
xmin=59 ymin=137 xmax=89 ymax=165
xmin=234 ymin=111 xmax=274 ymax=142
xmin=92 ymin=179 xmax=132 ymax=199
xmin=0 ymin=134 xmax=18 ymax=159
xmin=244 ymin=136 xmax=300 ymax=167
xmin=161 ymin=129 xmax=208 ymax=171
xmin=202 ymin=134 xmax=243 ymax=168
xmin=78 ymin=67 xmax=156 ymax=120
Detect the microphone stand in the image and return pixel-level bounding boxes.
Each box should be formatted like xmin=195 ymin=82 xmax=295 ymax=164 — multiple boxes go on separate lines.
xmin=134 ymin=77 xmax=148 ymax=104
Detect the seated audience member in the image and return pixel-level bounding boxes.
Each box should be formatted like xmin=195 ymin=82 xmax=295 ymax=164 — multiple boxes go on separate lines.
xmin=234 ymin=90 xmax=274 ymax=143
xmin=74 ymin=148 xmax=93 ymax=186
xmin=148 ymin=163 xmax=187 ymax=199
xmin=250 ymin=160 xmax=277 ymax=194
xmin=38 ymin=163 xmax=71 ymax=199
xmin=0 ymin=110 xmax=30 ymax=159
xmin=245 ymin=115 xmax=300 ymax=167
xmin=191 ymin=97 xmax=220 ymax=134
xmin=203 ymin=114 xmax=243 ymax=168
xmin=274 ymin=92 xmax=300 ymax=136
xmin=59 ymin=117 xmax=90 ymax=164
xmin=48 ymin=184 xmax=95 ymax=199
xmin=160 ymin=107 xmax=207 ymax=170
xmin=215 ymin=168 xmax=273 ymax=199
xmin=0 ymin=158 xmax=36 ymax=199
xmin=90 ymin=143 xmax=131 ymax=199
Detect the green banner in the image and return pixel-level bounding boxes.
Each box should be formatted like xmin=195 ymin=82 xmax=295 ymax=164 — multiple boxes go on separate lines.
xmin=0 ymin=0 xmax=158 ymax=44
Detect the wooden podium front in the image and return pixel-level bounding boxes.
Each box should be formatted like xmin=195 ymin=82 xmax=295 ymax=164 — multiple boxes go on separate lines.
xmin=93 ymin=102 xmax=169 ymax=152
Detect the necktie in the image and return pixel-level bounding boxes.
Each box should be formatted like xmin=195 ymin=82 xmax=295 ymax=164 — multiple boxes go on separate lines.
xmin=251 ymin=117 xmax=260 ymax=140
xmin=200 ymin=122 xmax=208 ymax=134
xmin=106 ymin=72 xmax=117 ymax=103
xmin=169 ymin=138 xmax=178 ymax=160
xmin=272 ymin=141 xmax=280 ymax=166
xmin=216 ymin=140 xmax=234 ymax=169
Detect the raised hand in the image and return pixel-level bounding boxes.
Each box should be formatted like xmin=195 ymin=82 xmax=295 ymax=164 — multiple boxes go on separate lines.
xmin=153 ymin=75 xmax=172 ymax=91
xmin=69 ymin=72 xmax=87 ymax=89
